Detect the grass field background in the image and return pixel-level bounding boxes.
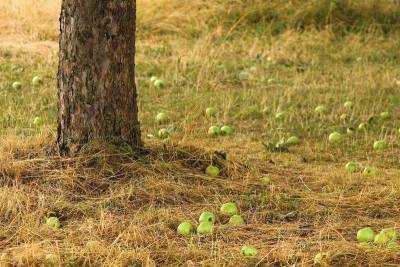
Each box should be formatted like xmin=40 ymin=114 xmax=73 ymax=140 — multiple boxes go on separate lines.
xmin=1 ymin=0 xmax=400 ymax=266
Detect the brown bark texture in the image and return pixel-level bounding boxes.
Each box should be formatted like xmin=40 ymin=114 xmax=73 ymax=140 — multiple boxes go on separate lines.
xmin=57 ymin=0 xmax=141 ymax=155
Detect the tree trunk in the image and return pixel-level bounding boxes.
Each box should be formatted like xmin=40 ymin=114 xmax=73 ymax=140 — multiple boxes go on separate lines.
xmin=57 ymin=0 xmax=141 ymax=155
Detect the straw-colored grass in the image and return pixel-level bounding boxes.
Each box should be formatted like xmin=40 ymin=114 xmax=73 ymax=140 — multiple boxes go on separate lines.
xmin=1 ymin=0 xmax=400 ymax=266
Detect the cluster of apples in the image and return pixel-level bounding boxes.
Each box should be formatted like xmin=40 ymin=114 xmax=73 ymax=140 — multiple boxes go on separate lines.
xmin=345 ymin=162 xmax=378 ymax=176
xmin=149 ymin=76 xmax=165 ymax=88
xmin=205 ymin=107 xmax=234 ymax=137
xmin=155 ymin=112 xmax=171 ymax=139
xmin=11 ymin=76 xmax=43 ymax=90
xmin=357 ymin=227 xmax=399 ymax=249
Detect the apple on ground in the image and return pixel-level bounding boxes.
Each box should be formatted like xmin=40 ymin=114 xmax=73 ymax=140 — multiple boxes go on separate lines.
xmin=205 ymin=165 xmax=220 ymax=177
xmin=328 ymin=132 xmax=342 ymax=143
xmin=344 ymin=101 xmax=353 ymax=108
xmin=32 ymin=76 xmax=43 ymax=86
xmin=241 ymin=246 xmax=258 ymax=257
xmin=363 ymin=166 xmax=378 ymax=176
xmin=12 ymin=81 xmax=22 ymax=90
xmin=315 ymin=105 xmax=327 ymax=114
xmin=380 ymin=228 xmax=397 ymax=241
xmin=347 ymin=127 xmax=354 ymax=135
xmin=150 ymin=76 xmax=158 ymax=82
xmin=46 ymin=217 xmax=61 ymax=229
xmin=286 ymin=136 xmax=301 ymax=145
xmin=220 ymin=202 xmax=238 ymax=216
xmin=373 ymin=140 xmax=387 ymax=150
xmin=155 ymin=112 xmax=170 ymax=124
xmin=260 ymin=175 xmax=271 ymax=184
xmin=33 ymin=116 xmax=44 ymax=126
xmin=221 ymin=125 xmax=233 ymax=136
xmin=154 ymin=79 xmax=165 ymax=88
xmin=357 ymin=227 xmax=375 ymax=242
xmin=208 ymin=126 xmax=221 ymax=137
xmin=197 ymin=221 xmax=213 ymax=235
xmin=157 ymin=128 xmax=170 ymax=139
xmin=199 ymin=211 xmax=216 ymax=224
xmin=358 ymin=123 xmax=367 ymax=131
xmin=374 ymin=232 xmax=390 ymax=246
xmin=177 ymin=222 xmax=194 ymax=236
xmin=380 ymin=111 xmax=390 ymax=120
xmin=314 ymin=252 xmax=327 ymax=264
xmin=206 ymin=107 xmax=217 ymax=117
xmin=345 ymin=162 xmax=358 ymax=173
xmin=229 ymin=215 xmax=245 ymax=225
xmin=275 ymin=112 xmax=285 ymax=121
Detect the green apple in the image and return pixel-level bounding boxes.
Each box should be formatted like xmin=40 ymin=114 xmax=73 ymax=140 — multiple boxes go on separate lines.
xmin=208 ymin=126 xmax=221 ymax=137
xmin=46 ymin=217 xmax=60 ymax=229
xmin=358 ymin=123 xmax=367 ymax=131
xmin=328 ymin=132 xmax=342 ymax=143
xmin=381 ymin=228 xmax=397 ymax=241
xmin=315 ymin=105 xmax=327 ymax=114
xmin=199 ymin=211 xmax=216 ymax=224
xmin=45 ymin=254 xmax=59 ymax=264
xmin=239 ymin=71 xmax=250 ymax=80
xmin=286 ymin=136 xmax=301 ymax=145
xmin=275 ymin=112 xmax=285 ymax=121
xmin=387 ymin=241 xmax=400 ymax=249
xmin=380 ymin=111 xmax=390 ymax=119
xmin=221 ymin=125 xmax=234 ymax=136
xmin=206 ymin=107 xmax=217 ymax=117
xmin=357 ymin=227 xmax=375 ymax=242
xmin=260 ymin=175 xmax=271 ymax=184
xmin=229 ymin=215 xmax=245 ymax=225
xmin=33 ymin=116 xmax=44 ymax=126
xmin=154 ymin=79 xmax=165 ymax=88
xmin=157 ymin=128 xmax=170 ymax=139
xmin=363 ymin=166 xmax=378 ymax=176
xmin=373 ymin=140 xmax=387 ymax=150
xmin=12 ymin=81 xmax=22 ymax=89
xmin=205 ymin=165 xmax=220 ymax=177
xmin=220 ymin=202 xmax=238 ymax=216
xmin=345 ymin=162 xmax=358 ymax=173
xmin=344 ymin=101 xmax=353 ymax=108
xmin=32 ymin=76 xmax=43 ymax=86
xmin=241 ymin=246 xmax=258 ymax=257
xmin=314 ymin=253 xmax=327 ymax=265
xmin=374 ymin=233 xmax=390 ymax=246
xmin=347 ymin=127 xmax=354 ymax=135
xmin=177 ymin=222 xmax=194 ymax=236
xmin=150 ymin=76 xmax=158 ymax=82
xmin=196 ymin=221 xmax=213 ymax=235
xmin=155 ymin=112 xmax=170 ymax=124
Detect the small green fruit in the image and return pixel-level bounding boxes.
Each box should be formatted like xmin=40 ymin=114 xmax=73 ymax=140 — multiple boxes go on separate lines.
xmin=32 ymin=76 xmax=43 ymax=86
xmin=46 ymin=217 xmax=60 ymax=229
xmin=33 ymin=116 xmax=44 ymax=126
xmin=344 ymin=101 xmax=353 ymax=108
xmin=199 ymin=211 xmax=216 ymax=224
xmin=177 ymin=222 xmax=194 ymax=236
xmin=357 ymin=227 xmax=375 ymax=242
xmin=150 ymin=76 xmax=158 ymax=82
xmin=380 ymin=111 xmax=391 ymax=120
xmin=220 ymin=202 xmax=238 ymax=216
xmin=381 ymin=228 xmax=397 ymax=241
xmin=315 ymin=105 xmax=327 ymax=114
xmin=12 ymin=81 xmax=22 ymax=89
xmin=363 ymin=166 xmax=378 ymax=176
xmin=206 ymin=107 xmax=217 ymax=117
xmin=154 ymin=79 xmax=165 ymax=88
xmin=314 ymin=252 xmax=327 ymax=264
xmin=197 ymin=221 xmax=213 ymax=235
xmin=275 ymin=112 xmax=285 ymax=120
xmin=358 ymin=123 xmax=367 ymax=131
xmin=347 ymin=127 xmax=354 ymax=135
xmin=221 ymin=125 xmax=234 ymax=136
xmin=260 ymin=175 xmax=271 ymax=184
xmin=155 ymin=112 xmax=170 ymax=124
xmin=373 ymin=140 xmax=387 ymax=150
xmin=229 ymin=215 xmax=245 ymax=225
xmin=374 ymin=233 xmax=390 ymax=246
xmin=208 ymin=126 xmax=221 ymax=137
xmin=157 ymin=128 xmax=170 ymax=139
xmin=286 ymin=136 xmax=301 ymax=145
xmin=328 ymin=132 xmax=342 ymax=143
xmin=241 ymin=246 xmax=258 ymax=257
xmin=205 ymin=165 xmax=220 ymax=177
xmin=345 ymin=162 xmax=358 ymax=173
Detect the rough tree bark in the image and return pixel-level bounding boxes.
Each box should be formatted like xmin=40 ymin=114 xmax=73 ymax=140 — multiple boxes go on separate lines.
xmin=57 ymin=0 xmax=141 ymax=155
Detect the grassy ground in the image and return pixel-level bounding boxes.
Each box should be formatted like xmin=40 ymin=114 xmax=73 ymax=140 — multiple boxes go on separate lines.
xmin=1 ymin=0 xmax=400 ymax=266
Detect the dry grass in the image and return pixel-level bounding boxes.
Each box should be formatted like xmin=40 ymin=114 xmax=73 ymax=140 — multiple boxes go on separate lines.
xmin=1 ymin=0 xmax=400 ymax=266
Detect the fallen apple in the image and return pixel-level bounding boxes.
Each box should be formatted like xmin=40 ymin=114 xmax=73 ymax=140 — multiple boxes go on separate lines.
xmin=177 ymin=222 xmax=194 ymax=236
xmin=344 ymin=101 xmax=353 ymax=108
xmin=33 ymin=116 xmax=44 ymax=126
xmin=286 ymin=136 xmax=301 ymax=145
xmin=363 ymin=166 xmax=378 ymax=176
xmin=275 ymin=112 xmax=285 ymax=121
xmin=358 ymin=123 xmax=367 ymax=131
xmin=32 ymin=76 xmax=43 ymax=86
xmin=357 ymin=227 xmax=375 ymax=242
xmin=205 ymin=165 xmax=220 ymax=177
xmin=345 ymin=162 xmax=359 ymax=173
xmin=381 ymin=228 xmax=397 ymax=241
xmin=347 ymin=127 xmax=354 ymax=135
xmin=46 ymin=217 xmax=60 ymax=229
xmin=197 ymin=221 xmax=213 ymax=235
xmin=373 ymin=140 xmax=387 ymax=150
xmin=150 ymin=76 xmax=158 ymax=82
xmin=241 ymin=246 xmax=258 ymax=257
xmin=199 ymin=211 xmax=216 ymax=224
xmin=260 ymin=175 xmax=271 ymax=184
xmin=314 ymin=253 xmax=327 ymax=265
xmin=12 ymin=81 xmax=22 ymax=89
xmin=220 ymin=202 xmax=238 ymax=216
xmin=229 ymin=215 xmax=245 ymax=225
xmin=374 ymin=232 xmax=390 ymax=246
xmin=380 ymin=111 xmax=390 ymax=120
xmin=206 ymin=107 xmax=217 ymax=117
xmin=328 ymin=132 xmax=342 ymax=143
xmin=221 ymin=125 xmax=234 ymax=136
xmin=208 ymin=126 xmax=221 ymax=137
xmin=154 ymin=79 xmax=165 ymax=88
xmin=157 ymin=128 xmax=170 ymax=139
xmin=155 ymin=112 xmax=170 ymax=124
xmin=315 ymin=105 xmax=327 ymax=114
